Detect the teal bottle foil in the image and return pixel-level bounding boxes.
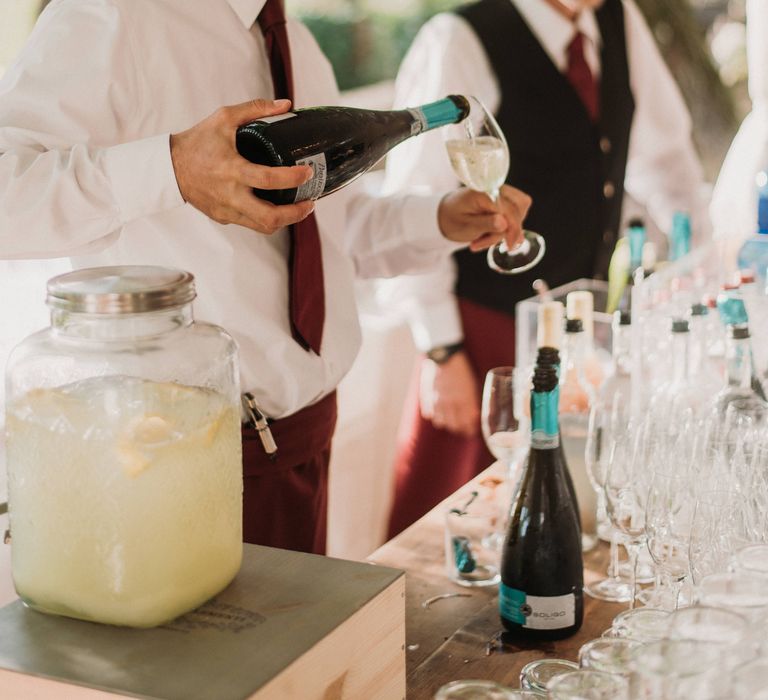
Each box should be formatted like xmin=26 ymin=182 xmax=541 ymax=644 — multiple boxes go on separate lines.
xmin=499 ymin=364 xmax=583 ymax=641
xmin=670 ymin=212 xmax=692 ymax=261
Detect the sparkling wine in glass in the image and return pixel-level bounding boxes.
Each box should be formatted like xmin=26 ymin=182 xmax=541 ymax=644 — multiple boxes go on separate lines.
xmin=444 ymin=96 xmax=545 ymax=274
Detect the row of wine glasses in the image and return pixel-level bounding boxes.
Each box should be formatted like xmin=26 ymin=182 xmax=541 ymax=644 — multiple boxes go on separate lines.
xmin=585 ymin=386 xmax=768 ymax=612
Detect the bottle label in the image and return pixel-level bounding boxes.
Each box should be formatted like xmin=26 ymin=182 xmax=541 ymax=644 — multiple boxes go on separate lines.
xmin=407 ymin=108 xmax=428 ymax=136
xmin=530 ymin=387 xmax=559 ymax=449
xmin=294 ymin=153 xmax=328 ymax=202
xmin=499 ymin=584 xmax=575 ymax=630
xmin=257 ymin=112 xmax=297 ymax=124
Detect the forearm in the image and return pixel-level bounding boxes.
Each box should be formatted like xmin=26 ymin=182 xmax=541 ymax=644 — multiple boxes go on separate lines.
xmin=344 ymin=188 xmax=463 ymax=279
xmin=0 ymin=135 xmax=183 ymax=259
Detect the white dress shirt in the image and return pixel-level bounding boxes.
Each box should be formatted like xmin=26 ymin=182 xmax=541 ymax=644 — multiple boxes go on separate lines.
xmin=710 ymin=0 xmax=768 ymax=240
xmin=381 ymin=0 xmax=706 ymax=352
xmin=0 ymin=0 xmax=458 ymax=418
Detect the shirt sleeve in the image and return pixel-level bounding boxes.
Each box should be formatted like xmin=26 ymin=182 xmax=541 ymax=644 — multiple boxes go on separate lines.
xmin=622 ymin=0 xmax=708 ymax=239
xmin=0 ymin=0 xmax=184 ymax=259
xmin=353 ymin=14 xmax=500 ymax=350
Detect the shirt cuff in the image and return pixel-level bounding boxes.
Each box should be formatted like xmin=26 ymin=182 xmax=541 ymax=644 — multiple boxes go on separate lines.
xmin=400 ymin=193 xmax=466 ymax=254
xmin=102 ymin=133 xmax=185 ymax=224
xmin=408 ymin=297 xmax=464 ymax=352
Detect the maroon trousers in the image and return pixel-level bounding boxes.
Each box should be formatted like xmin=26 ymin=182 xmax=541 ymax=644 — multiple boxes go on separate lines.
xmin=241 ymin=391 xmax=337 ymax=554
xmin=387 ymin=298 xmax=516 ymax=539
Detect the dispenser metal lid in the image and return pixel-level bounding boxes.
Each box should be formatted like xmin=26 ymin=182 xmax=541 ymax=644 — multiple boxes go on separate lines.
xmin=46 ymin=266 xmax=196 ymax=314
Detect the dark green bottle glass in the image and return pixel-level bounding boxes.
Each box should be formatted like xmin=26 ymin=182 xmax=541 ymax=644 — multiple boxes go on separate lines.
xmin=499 ymin=362 xmax=584 ymax=640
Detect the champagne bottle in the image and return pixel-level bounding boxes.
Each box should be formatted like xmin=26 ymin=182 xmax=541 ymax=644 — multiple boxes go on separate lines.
xmin=499 ymin=361 xmax=584 ymax=641
xmin=236 ymin=95 xmax=470 ymax=205
xmin=566 ymin=290 xmax=611 ymax=389
xmin=559 ymin=318 xmax=598 ymax=551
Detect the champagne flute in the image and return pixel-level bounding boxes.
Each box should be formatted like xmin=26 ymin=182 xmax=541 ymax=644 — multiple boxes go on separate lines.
xmin=444 ymin=96 xmax=545 ymax=274
xmin=481 ymin=367 xmax=526 ymax=549
xmin=481 ymin=367 xmax=527 ymax=477
xmin=584 ymin=401 xmax=632 ymax=603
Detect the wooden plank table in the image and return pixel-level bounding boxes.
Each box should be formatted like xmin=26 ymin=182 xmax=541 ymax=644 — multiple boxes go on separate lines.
xmin=369 ymin=463 xmax=627 ymax=699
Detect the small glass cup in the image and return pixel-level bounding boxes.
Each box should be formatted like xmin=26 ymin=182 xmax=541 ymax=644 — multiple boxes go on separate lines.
xmin=577 ymin=637 xmax=641 ymax=677
xmin=444 ymin=494 xmax=501 ymax=587
xmin=629 ymin=639 xmax=730 ymax=699
xmin=695 ymin=572 xmax=768 ymax=626
xmin=732 ymin=657 xmax=768 ymax=699
xmin=546 ymin=670 xmax=629 ymax=699
xmin=667 ymin=606 xmax=753 ymax=669
xmin=611 ymin=607 xmax=671 ymax=644
xmin=434 ymin=680 xmax=525 ymax=699
xmin=520 ymin=659 xmax=578 ymax=694
xmin=667 ymin=605 xmax=749 ymax=645
xmin=731 ymin=543 xmax=768 ymax=578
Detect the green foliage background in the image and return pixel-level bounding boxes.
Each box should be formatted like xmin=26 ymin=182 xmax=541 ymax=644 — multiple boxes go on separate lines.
xmin=297 ymin=2 xmax=462 ymax=90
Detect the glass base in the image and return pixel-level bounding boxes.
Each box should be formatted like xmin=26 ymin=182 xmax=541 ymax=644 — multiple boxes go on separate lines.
xmin=449 ymin=565 xmax=501 ymax=588
xmin=597 ymin=519 xmax=614 ymax=543
xmin=585 ymin=576 xmax=633 ymax=603
xmin=487 ymin=230 xmax=545 ymax=274
xmin=618 ymin=559 xmax=655 ymax=585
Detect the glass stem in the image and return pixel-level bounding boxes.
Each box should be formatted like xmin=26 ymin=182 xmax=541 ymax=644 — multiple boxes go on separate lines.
xmin=672 ymin=576 xmax=685 ymax=611
xmin=608 ymin=531 xmax=621 ymax=580
xmin=627 ymin=541 xmax=640 ymax=610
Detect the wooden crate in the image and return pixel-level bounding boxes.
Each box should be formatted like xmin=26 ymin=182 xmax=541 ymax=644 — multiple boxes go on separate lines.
xmin=0 ymin=544 xmax=405 ymax=700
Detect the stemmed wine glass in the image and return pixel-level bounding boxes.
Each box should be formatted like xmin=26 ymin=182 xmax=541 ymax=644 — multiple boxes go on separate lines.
xmin=584 ymin=401 xmax=633 ymax=603
xmin=604 ymin=419 xmax=651 ymax=609
xmin=480 ymin=367 xmax=527 ymax=549
xmin=645 ymin=470 xmax=695 ymax=610
xmin=444 ymin=96 xmax=545 ymax=274
xmin=481 ymin=367 xmax=527 ymax=478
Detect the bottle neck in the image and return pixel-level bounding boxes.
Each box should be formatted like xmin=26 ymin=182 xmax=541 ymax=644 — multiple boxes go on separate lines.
xmin=561 ymin=331 xmax=587 ymax=379
xmin=670 ymin=331 xmax=690 ymax=385
xmin=726 ymin=335 xmax=754 ymax=391
xmin=409 ymin=97 xmax=468 ymax=134
xmin=612 ymin=325 xmax=632 ymax=376
xmin=688 ymin=316 xmax=709 ymax=374
xmin=530 ymin=386 xmax=560 ymax=450
xmin=51 ymin=304 xmax=194 ymax=340
xmin=628 ymin=225 xmax=645 ymax=271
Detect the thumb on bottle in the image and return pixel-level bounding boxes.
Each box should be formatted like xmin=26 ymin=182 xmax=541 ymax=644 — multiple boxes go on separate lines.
xmin=226 ymin=98 xmax=293 ymax=126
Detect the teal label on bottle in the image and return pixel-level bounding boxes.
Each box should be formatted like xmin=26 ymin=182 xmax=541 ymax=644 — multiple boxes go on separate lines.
xmin=530 ymin=387 xmax=559 ymax=449
xmin=500 ymin=583 xmax=575 ymax=630
xmin=410 ymin=98 xmax=464 ymax=134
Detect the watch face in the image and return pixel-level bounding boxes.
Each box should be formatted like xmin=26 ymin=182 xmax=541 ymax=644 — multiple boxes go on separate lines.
xmin=429 ymin=348 xmax=448 ymax=363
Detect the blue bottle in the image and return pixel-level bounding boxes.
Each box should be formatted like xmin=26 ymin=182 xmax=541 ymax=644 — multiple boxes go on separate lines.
xmin=736 ymin=170 xmax=768 ymax=287
xmin=669 ymin=211 xmax=691 ymax=261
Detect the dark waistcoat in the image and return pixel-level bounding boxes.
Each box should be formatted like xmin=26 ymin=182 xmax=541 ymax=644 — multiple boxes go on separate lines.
xmin=453 ymin=0 xmax=635 ymax=316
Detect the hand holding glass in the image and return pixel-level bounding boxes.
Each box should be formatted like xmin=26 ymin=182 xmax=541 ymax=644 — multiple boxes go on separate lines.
xmin=444 ymin=96 xmax=545 ymax=274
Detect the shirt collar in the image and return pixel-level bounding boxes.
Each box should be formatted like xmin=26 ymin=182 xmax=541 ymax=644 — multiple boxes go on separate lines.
xmin=227 ymin=0 xmax=268 ymax=28
xmin=512 ymin=0 xmax=602 ymax=65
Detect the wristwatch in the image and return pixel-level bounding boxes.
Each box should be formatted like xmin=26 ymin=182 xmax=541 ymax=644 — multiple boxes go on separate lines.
xmin=426 ymin=341 xmax=464 ymax=364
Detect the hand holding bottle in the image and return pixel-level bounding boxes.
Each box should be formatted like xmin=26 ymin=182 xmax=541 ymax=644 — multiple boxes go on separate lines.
xmin=437 ymin=184 xmax=531 ymax=252
xmin=170 ymin=99 xmax=316 ymax=233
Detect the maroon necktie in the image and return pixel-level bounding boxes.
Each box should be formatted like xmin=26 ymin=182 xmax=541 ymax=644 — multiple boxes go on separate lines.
xmin=257 ymin=0 xmax=325 ymax=354
xmin=566 ymin=31 xmax=599 ymax=122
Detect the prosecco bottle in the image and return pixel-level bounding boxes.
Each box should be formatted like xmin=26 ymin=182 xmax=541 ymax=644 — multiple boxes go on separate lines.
xmin=499 ymin=362 xmax=584 ymax=641
xmin=236 ymin=95 xmax=471 ymax=205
